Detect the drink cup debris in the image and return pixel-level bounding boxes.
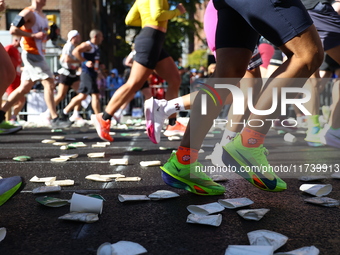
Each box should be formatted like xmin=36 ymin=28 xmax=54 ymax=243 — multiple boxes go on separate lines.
xmin=187 ymin=202 xmax=225 ymax=216
xmin=299 ymin=184 xmax=332 ymax=197
xmin=118 ymin=194 xmax=150 ymax=202
xmin=218 ymin=198 xmax=254 ymax=209
xmin=70 ymin=193 xmax=103 ymax=214
xmin=247 ymin=229 xmax=288 ymax=251
xmin=187 ymin=214 xmax=222 ymax=227
xmin=237 ymin=208 xmax=270 ymax=221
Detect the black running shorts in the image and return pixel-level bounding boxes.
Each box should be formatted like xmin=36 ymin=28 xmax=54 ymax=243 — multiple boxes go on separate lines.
xmin=78 ymin=72 xmax=99 ymax=94
xmin=134 ymin=27 xmax=170 ymax=69
xmin=213 ymin=0 xmax=313 ymax=52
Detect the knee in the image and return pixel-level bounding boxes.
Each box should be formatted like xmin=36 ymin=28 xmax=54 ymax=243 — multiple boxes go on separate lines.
xmin=302 ymin=48 xmax=324 ymax=74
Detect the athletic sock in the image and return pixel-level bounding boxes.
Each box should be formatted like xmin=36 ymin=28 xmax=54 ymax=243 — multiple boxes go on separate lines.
xmin=307 ymin=115 xmax=320 ymax=128
xmin=241 ymin=127 xmax=265 ymax=148
xmin=220 ymin=129 xmax=237 ymax=145
xmin=176 ymin=146 xmax=198 ymax=165
xmin=102 ymin=111 xmax=112 ymax=121
xmin=164 ymin=98 xmax=185 ymax=116
xmin=0 ymin=110 xmax=5 ymax=123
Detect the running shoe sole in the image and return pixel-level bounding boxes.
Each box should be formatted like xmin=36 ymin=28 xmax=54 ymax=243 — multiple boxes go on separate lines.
xmin=160 ymin=166 xmax=225 ymax=195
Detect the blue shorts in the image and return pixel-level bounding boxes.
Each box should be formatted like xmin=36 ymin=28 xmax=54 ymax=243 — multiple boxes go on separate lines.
xmin=213 ymin=0 xmax=313 ymax=51
xmin=308 ymin=2 xmax=340 ymax=51
xmin=134 ymin=27 xmax=169 ymax=69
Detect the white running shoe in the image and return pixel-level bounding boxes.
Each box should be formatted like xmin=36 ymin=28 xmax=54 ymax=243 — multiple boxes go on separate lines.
xmin=144 ymin=97 xmax=168 ymax=144
xmin=320 ymin=124 xmax=340 ymax=148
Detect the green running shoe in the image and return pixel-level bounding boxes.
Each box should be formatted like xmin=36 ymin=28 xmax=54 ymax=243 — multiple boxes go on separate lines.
xmin=160 ymin=152 xmax=225 ymax=195
xmin=0 ymin=176 xmax=24 ymax=206
xmin=222 ymin=134 xmax=287 ymax=192
xmin=305 ymin=126 xmax=324 ymax=147
xmin=0 ymin=121 xmax=22 ymax=134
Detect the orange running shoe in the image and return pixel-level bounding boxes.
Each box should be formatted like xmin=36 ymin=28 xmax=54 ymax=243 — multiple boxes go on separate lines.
xmin=163 ymin=121 xmax=187 ymax=137
xmin=91 ymin=113 xmax=113 ymax=142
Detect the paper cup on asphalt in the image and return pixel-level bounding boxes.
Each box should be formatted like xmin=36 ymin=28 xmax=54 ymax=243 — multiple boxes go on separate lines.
xmin=58 ymin=212 xmax=99 ymax=223
xmin=298 ymin=175 xmax=327 ymax=182
xmin=275 ymin=245 xmax=319 ymax=255
xmin=70 ymin=193 xmax=103 ymax=214
xmin=118 ymin=194 xmax=150 ymax=202
xmin=111 ymin=241 xmax=147 ymax=255
xmin=304 ymin=197 xmax=340 ymax=207
xmin=0 ymin=227 xmax=6 ymax=242
xmin=187 ymin=202 xmax=225 ymax=216
xmin=225 ymin=245 xmax=274 ymax=255
xmin=148 ymin=190 xmax=179 ymax=200
xmin=237 ymin=208 xmax=270 ymax=221
xmin=284 ymin=133 xmax=296 ymax=143
xmin=187 ymin=213 xmax=222 ymax=227
xmin=218 ymin=198 xmax=254 ymax=209
xmin=299 ymin=184 xmax=332 ymax=197
xmin=247 ymin=229 xmax=288 ymax=251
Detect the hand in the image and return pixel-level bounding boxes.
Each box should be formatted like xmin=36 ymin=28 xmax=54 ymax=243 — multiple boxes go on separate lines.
xmin=32 ymin=31 xmax=46 ymax=40
xmin=176 ymin=3 xmax=186 ymax=15
xmin=0 ymin=0 xmax=5 ymax=12
xmin=85 ymin=61 xmax=94 ymax=68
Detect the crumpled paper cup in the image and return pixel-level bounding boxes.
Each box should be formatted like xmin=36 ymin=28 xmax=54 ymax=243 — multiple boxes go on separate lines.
xmin=218 ymin=198 xmax=254 ymax=209
xmin=187 ymin=202 xmax=225 ymax=216
xmin=58 ymin=212 xmax=99 ymax=223
xmin=148 ymin=190 xmax=179 ymax=200
xmin=32 ymin=185 xmax=61 ymax=194
xmin=237 ymin=208 xmax=270 ymax=221
xmin=331 ymin=173 xmax=340 ymax=179
xmin=274 ymin=245 xmax=319 ymax=255
xmin=35 ymin=196 xmax=69 ymax=207
xmin=224 ymin=245 xmax=274 ymax=255
xmin=187 ymin=213 xmax=222 ymax=227
xmin=70 ymin=193 xmax=103 ymax=214
xmin=97 ymin=241 xmax=147 ymax=255
xmin=0 ymin=227 xmax=6 ymax=242
xmin=299 ymin=184 xmax=332 ymax=197
xmin=298 ymin=176 xmax=327 ymax=182
xmin=304 ymin=197 xmax=340 ymax=207
xmin=247 ymin=229 xmax=288 ymax=251
xmin=118 ymin=195 xmax=150 ymax=202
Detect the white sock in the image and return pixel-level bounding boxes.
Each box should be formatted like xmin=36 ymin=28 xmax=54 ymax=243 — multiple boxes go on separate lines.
xmin=220 ymin=129 xmax=237 ymax=145
xmin=63 ymin=109 xmax=68 ymax=115
xmin=163 ymin=98 xmax=185 ymax=116
xmin=115 ymin=108 xmax=123 ymax=118
xmin=72 ymin=110 xmax=79 ymax=116
xmin=43 ymin=109 xmax=50 ymax=116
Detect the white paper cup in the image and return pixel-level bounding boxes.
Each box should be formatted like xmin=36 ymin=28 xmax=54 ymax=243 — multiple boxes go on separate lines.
xmin=284 ymin=133 xmax=296 ymax=143
xmin=187 ymin=202 xmax=225 ymax=216
xmin=0 ymin=227 xmax=6 ymax=242
xmin=237 ymin=208 xmax=270 ymax=221
xmin=187 ymin=214 xmax=222 ymax=227
xmin=118 ymin=195 xmax=150 ymax=202
xmin=247 ymin=229 xmax=288 ymax=251
xmin=299 ymin=184 xmax=332 ymax=197
xmin=225 ymin=245 xmax=274 ymax=255
xmin=218 ymin=198 xmax=254 ymax=209
xmin=70 ymin=193 xmax=103 ymax=214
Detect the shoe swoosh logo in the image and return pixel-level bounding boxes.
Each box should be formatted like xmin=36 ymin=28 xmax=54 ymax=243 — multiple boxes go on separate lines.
xmin=235 ymin=150 xmax=278 ymax=190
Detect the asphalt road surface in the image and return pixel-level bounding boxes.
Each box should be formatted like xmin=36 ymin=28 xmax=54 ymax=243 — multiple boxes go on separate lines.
xmin=0 ymin=121 xmax=339 ymax=255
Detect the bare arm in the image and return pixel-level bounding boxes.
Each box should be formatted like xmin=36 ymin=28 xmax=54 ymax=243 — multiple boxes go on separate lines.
xmin=72 ymin=42 xmax=91 ymax=62
xmin=9 ymin=8 xmax=45 ymax=40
